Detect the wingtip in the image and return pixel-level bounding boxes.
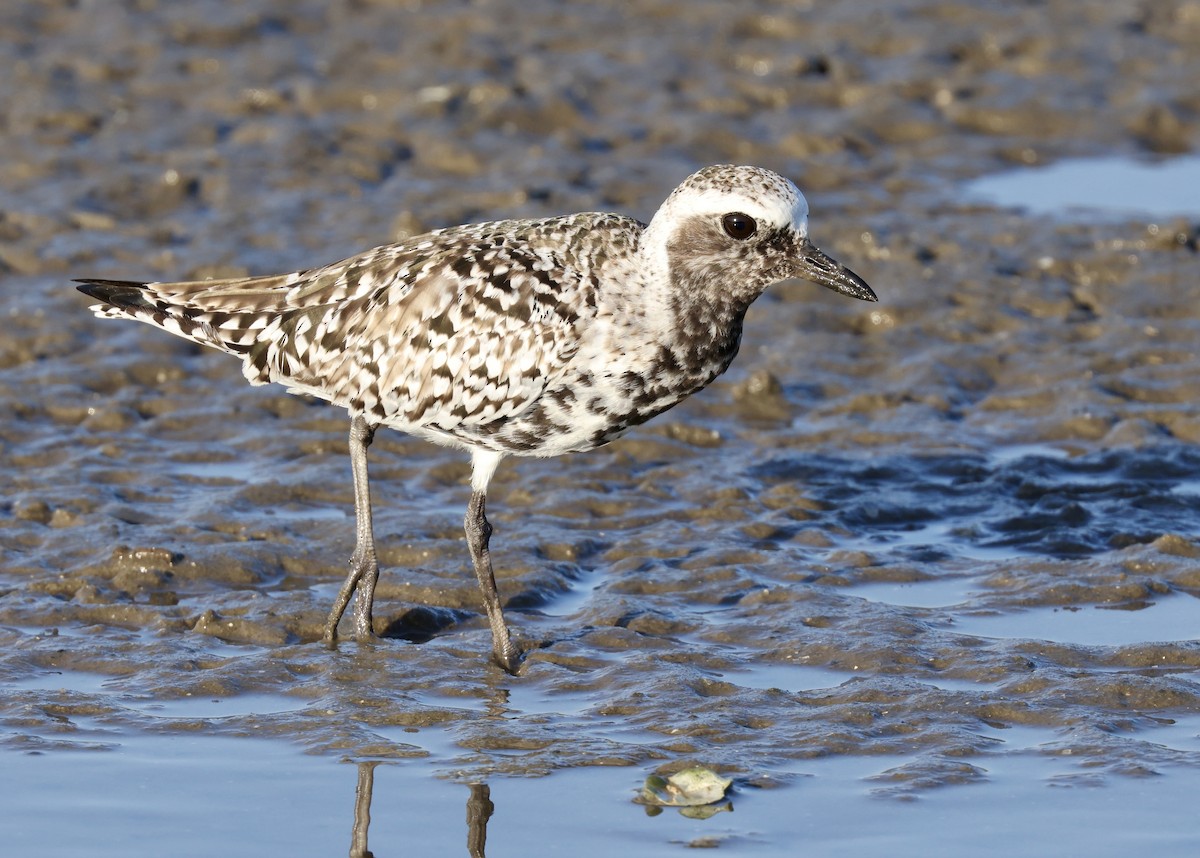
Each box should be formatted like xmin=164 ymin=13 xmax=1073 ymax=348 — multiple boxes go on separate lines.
xmin=75 ymin=280 xmax=147 ymax=300
xmin=74 ymin=278 xmax=153 ymax=309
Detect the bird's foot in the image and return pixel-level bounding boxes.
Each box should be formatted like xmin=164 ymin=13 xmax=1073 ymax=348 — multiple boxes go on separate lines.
xmin=322 ymin=624 xmax=381 ymax=648
xmin=323 ymin=553 xmax=379 ymax=647
xmin=352 ymin=601 xmax=376 ymax=642
xmin=491 ymin=632 xmax=524 ymax=675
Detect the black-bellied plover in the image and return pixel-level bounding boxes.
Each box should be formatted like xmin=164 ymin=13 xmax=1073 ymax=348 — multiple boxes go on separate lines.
xmin=77 ymin=164 xmax=876 ymax=673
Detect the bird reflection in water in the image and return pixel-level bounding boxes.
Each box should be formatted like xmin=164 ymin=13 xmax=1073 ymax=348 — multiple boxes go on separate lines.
xmin=349 ymin=762 xmax=494 ymax=857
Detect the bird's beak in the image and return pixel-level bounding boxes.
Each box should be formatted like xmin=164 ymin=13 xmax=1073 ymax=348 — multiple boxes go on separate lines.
xmin=793 ymin=238 xmax=877 ymax=302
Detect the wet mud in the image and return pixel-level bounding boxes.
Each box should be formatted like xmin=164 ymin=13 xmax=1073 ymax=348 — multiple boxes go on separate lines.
xmin=2 ymin=0 xmax=1199 ymax=825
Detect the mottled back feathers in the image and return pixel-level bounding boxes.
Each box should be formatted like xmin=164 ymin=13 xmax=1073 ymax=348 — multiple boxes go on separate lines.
xmin=80 ymin=214 xmax=635 ymax=439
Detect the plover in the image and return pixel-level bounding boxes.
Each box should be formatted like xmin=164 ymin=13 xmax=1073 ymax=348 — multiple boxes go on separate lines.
xmin=77 ymin=164 xmax=876 ymax=673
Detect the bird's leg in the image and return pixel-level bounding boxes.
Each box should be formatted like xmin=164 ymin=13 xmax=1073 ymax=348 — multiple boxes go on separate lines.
xmin=348 ymin=416 xmax=381 ymax=641
xmin=464 ymin=469 xmax=521 ymax=672
xmin=323 ymin=415 xmax=379 ymax=645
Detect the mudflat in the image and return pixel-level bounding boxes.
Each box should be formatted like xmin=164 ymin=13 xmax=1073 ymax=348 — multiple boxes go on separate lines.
xmin=1 ymin=1 xmax=1198 ymax=853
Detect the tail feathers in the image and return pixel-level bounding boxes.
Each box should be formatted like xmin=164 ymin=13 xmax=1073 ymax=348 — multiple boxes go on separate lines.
xmin=75 ymin=278 xmax=250 ymax=357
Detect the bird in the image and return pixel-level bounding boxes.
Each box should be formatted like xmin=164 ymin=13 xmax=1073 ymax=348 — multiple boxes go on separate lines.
xmin=76 ymin=164 xmax=876 ymax=674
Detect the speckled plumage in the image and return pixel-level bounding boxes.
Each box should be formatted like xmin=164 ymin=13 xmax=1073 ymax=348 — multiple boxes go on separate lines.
xmin=77 ymin=164 xmax=876 ymax=673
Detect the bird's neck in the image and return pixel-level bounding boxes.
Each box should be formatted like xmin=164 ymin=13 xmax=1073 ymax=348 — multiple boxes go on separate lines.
xmin=668 ymin=284 xmax=748 ymax=377
xmin=634 ymin=225 xmax=755 ymax=380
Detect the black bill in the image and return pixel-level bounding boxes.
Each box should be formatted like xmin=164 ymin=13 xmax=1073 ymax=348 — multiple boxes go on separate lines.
xmin=794 ymin=239 xmax=877 ymax=302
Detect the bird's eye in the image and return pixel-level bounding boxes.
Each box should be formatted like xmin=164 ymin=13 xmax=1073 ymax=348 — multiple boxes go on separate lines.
xmin=722 ymin=213 xmax=757 ymax=240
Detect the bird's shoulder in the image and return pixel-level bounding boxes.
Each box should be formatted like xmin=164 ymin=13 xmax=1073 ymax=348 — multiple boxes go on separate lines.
xmin=300 ymin=211 xmax=641 ymax=355
xmin=291 ymin=211 xmax=640 ymax=312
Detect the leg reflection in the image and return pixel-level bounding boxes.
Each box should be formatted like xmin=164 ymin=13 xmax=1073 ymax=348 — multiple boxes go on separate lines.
xmin=350 ymin=761 xmax=379 ymax=858
xmin=466 ymin=783 xmax=494 ymax=858
xmin=348 ymin=763 xmax=495 ymax=857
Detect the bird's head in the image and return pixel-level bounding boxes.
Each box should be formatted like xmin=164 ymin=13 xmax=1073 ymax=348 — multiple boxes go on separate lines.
xmin=642 ymin=165 xmax=877 ymax=307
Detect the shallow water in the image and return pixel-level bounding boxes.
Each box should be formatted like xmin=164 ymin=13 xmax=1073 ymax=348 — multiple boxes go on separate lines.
xmin=952 ymin=595 xmax=1200 ymax=647
xmin=2 ymin=0 xmax=1200 ymax=855
xmin=966 ymin=156 xmax=1200 ymax=219
xmin=6 ymin=727 xmax=1200 ymax=856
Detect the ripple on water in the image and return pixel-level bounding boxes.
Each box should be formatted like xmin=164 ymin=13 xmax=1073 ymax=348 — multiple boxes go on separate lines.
xmin=503 ymin=681 xmax=598 ymax=717
xmin=718 ymin=663 xmax=858 ymax=692
xmin=534 ymin=569 xmax=606 ymax=617
xmin=850 ymin=577 xmax=977 ymax=609
xmin=949 ymin=595 xmax=1200 ymax=647
xmin=123 ymin=691 xmax=310 ymax=718
xmin=5 ymin=666 xmax=310 ymax=718
xmin=8 ymin=669 xmax=116 ymax=695
xmin=1148 ymin=714 xmax=1200 ymax=754
xmin=759 ymin=444 xmax=1200 ymax=561
xmin=166 ymin=457 xmax=249 ymax=483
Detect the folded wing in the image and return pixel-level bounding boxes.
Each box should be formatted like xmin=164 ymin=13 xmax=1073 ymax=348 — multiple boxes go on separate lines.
xmin=77 ymin=222 xmax=594 ymax=432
